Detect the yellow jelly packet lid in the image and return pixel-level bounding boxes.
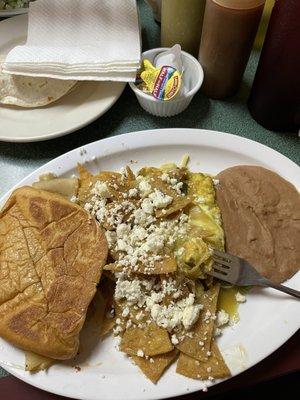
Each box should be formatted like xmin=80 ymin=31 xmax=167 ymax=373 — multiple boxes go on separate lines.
xmin=140 ymin=59 xmax=181 ymax=101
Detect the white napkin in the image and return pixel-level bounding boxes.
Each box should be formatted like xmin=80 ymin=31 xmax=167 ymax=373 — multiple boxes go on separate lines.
xmin=3 ymin=0 xmax=141 ymax=82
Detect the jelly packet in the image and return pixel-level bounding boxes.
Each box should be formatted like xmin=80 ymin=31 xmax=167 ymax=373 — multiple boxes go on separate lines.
xmin=140 ymin=45 xmax=184 ymax=101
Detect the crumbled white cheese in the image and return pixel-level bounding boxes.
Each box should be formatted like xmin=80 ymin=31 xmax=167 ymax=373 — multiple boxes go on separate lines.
xmin=92 ymin=181 xmax=111 ymax=198
xmin=235 ymin=291 xmax=246 ymax=303
xmin=216 ymin=309 xmax=229 ymax=327
xmin=161 ymin=173 xmax=169 ymax=182
xmin=122 ymin=307 xmax=130 ymax=318
xmin=149 ymin=293 xmax=203 ymax=331
xmin=128 ymin=188 xmax=138 ymax=198
xmin=70 ymin=195 xmax=78 ymax=203
xmin=203 ymin=310 xmax=212 ymax=321
xmin=115 ymin=276 xmax=146 ymax=306
xmin=116 ymin=223 xmax=131 ymax=238
xmin=141 ymin=198 xmax=154 ymax=214
xmin=138 ymin=180 xmax=152 ymax=197
xmin=113 ymin=212 xmax=188 ymax=271
xmin=132 ymin=209 xmax=149 ymax=226
xmin=214 ymin=328 xmax=222 ymax=337
xmin=95 ymin=201 xmax=107 ymax=222
xmin=143 ymin=232 xmax=164 ymax=253
xmin=129 ymin=226 xmax=148 ymax=244
xmin=83 ymin=167 xmax=203 ymax=337
xmin=171 ymin=334 xmax=179 ymax=345
xmin=84 ymin=197 xmax=107 ymax=222
xmin=148 ymin=189 xmax=173 ymax=209
xmin=160 ymin=172 xmax=184 ymax=194
xmin=173 ymin=182 xmax=184 ymax=194
xmin=126 ymin=320 xmax=132 ymax=329
xmin=113 ymin=325 xmax=123 ymax=335
xmin=137 ymin=349 xmax=144 ymax=357
xmin=105 ymin=231 xmax=117 ymax=247
xmin=182 ymin=304 xmax=203 ymax=330
xmin=115 ymin=274 xmax=202 ymax=333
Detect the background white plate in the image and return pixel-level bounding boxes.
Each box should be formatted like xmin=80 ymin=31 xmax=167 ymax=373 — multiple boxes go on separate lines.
xmin=0 ymin=129 xmax=299 ymax=400
xmin=0 ymin=7 xmax=28 ymax=16
xmin=0 ymin=15 xmax=125 ymax=143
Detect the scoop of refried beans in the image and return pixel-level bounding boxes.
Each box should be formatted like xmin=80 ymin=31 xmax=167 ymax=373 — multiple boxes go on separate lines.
xmin=216 ymin=166 xmax=300 ymax=284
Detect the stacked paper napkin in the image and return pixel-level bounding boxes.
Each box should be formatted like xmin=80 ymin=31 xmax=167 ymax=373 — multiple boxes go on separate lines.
xmin=3 ymin=0 xmax=141 ymax=81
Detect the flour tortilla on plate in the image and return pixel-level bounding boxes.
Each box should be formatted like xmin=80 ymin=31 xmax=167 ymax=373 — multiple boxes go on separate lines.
xmin=0 ymin=55 xmax=77 ymax=107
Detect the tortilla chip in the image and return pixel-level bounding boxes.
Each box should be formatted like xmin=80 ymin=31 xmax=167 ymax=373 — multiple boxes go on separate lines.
xmin=176 ymin=341 xmax=230 ymax=380
xmin=142 ymin=257 xmax=177 ymax=274
xmin=77 ymin=164 xmax=126 ymax=205
xmin=120 ymin=323 xmax=173 ymax=357
xmin=25 ymin=352 xmax=55 ymax=372
xmin=156 ymin=197 xmax=191 ymax=218
xmin=77 ymin=164 xmax=94 ymax=205
xmin=176 ymin=283 xmax=220 ymax=361
xmin=132 ymin=349 xmax=179 ymax=383
xmin=104 ymin=257 xmax=177 ymax=275
xmin=138 ymin=168 xmax=190 ymax=217
xmin=32 ymin=178 xmax=79 ymax=199
xmin=125 ymin=166 xmax=136 ymax=181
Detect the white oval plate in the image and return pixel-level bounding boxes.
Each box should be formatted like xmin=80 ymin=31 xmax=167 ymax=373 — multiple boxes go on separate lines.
xmin=0 ymin=129 xmax=299 ymax=400
xmin=0 ymin=7 xmax=28 ymax=16
xmin=0 ymin=15 xmax=125 ymax=143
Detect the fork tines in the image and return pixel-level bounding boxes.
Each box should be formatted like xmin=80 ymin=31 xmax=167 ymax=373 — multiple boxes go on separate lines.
xmin=209 ymin=249 xmax=238 ymax=283
xmin=212 ymin=249 xmax=235 ymax=264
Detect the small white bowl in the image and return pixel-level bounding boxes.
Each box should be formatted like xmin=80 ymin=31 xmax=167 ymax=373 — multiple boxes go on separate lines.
xmin=129 ymin=48 xmax=204 ymax=117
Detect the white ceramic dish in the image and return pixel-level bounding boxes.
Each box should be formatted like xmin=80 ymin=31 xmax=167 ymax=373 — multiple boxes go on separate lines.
xmin=0 ymin=129 xmax=299 ymax=400
xmin=129 ymin=48 xmax=203 ymax=117
xmin=0 ymin=15 xmax=125 ymax=143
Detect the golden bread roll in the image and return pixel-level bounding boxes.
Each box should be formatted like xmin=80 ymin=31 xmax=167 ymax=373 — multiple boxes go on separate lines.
xmin=0 ymin=187 xmax=108 ymax=360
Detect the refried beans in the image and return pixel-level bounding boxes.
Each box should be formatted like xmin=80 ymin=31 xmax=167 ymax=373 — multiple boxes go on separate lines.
xmin=216 ymin=166 xmax=300 ymax=284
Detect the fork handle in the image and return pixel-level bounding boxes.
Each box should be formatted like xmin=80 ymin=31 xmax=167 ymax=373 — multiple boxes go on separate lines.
xmin=259 ymin=279 xmax=300 ymax=299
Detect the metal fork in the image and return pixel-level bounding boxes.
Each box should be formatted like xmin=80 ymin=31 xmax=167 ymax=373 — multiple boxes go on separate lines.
xmin=209 ymin=249 xmax=300 ymax=299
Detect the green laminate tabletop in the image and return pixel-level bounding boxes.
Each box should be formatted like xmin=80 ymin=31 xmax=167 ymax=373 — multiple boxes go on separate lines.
xmin=0 ymin=0 xmax=299 ymax=380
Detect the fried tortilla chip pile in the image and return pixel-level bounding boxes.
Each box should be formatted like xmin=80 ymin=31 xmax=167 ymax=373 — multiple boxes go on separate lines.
xmin=78 ymin=163 xmax=231 ymax=383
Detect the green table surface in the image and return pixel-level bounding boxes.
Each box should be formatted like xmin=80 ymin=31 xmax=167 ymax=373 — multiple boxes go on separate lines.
xmin=0 ymin=0 xmax=299 ymax=380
